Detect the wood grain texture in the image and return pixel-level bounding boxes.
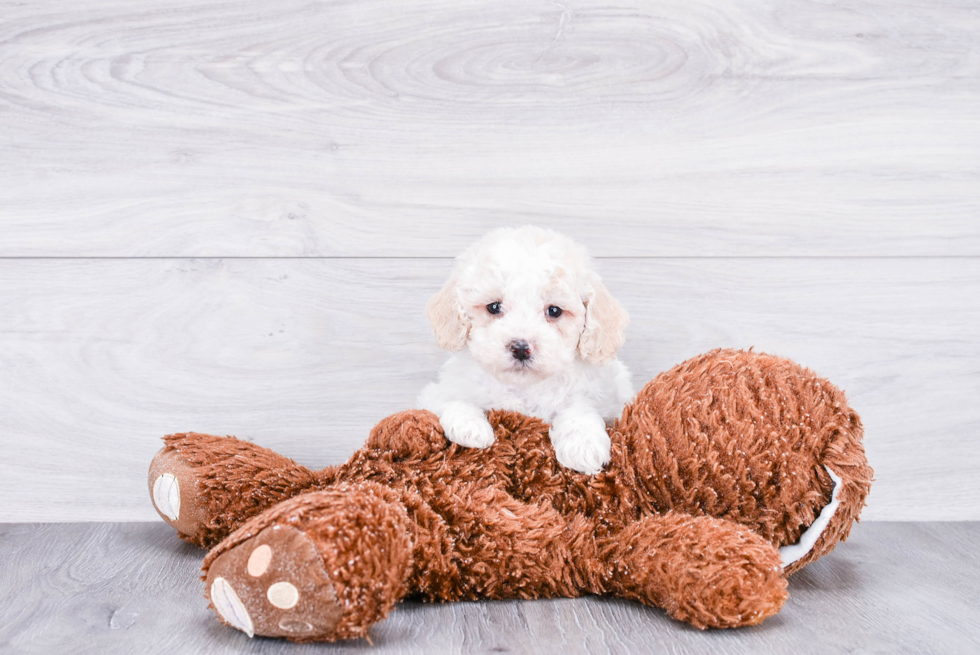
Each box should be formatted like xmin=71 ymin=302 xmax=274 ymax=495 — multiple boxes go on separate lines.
xmin=0 ymin=258 xmax=977 ymax=522
xmin=1 ymin=522 xmax=978 ymax=654
xmin=1 ymin=0 xmax=978 ymax=256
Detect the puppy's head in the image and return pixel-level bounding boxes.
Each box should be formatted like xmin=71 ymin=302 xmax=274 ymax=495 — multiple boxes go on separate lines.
xmin=426 ymin=226 xmax=628 ymax=385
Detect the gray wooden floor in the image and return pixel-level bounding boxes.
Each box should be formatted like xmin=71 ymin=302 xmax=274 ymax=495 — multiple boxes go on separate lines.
xmin=0 ymin=521 xmax=977 ymax=654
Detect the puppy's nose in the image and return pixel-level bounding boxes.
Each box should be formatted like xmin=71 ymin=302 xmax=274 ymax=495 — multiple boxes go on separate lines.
xmin=509 ymin=340 xmax=532 ymax=362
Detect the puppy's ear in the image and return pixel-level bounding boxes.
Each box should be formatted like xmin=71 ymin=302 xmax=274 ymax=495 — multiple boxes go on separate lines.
xmin=578 ymin=278 xmax=628 ymax=365
xmin=425 ymin=273 xmax=470 ymax=352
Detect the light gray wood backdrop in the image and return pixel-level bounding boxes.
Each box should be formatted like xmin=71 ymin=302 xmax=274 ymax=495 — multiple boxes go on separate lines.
xmin=1 ymin=0 xmax=977 ymax=522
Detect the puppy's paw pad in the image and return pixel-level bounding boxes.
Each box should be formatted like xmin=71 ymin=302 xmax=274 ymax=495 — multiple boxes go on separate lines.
xmin=551 ymin=424 xmax=611 ymax=475
xmin=440 ymin=404 xmax=495 ymax=448
xmin=446 ymin=418 xmax=495 ymax=448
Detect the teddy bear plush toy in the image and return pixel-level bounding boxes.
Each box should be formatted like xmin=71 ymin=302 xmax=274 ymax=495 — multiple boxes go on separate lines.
xmin=148 ymin=348 xmax=871 ymax=642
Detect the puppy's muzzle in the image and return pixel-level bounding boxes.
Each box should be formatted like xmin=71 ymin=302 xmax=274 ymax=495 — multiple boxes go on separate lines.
xmin=509 ymin=340 xmax=532 ymax=362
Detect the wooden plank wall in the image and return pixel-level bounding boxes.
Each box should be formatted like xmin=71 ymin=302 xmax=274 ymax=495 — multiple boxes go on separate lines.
xmin=1 ymin=0 xmax=977 ymax=521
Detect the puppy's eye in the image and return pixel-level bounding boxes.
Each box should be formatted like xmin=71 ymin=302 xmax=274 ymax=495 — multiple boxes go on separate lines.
xmin=487 ymin=302 xmax=502 ymax=315
xmin=547 ymin=305 xmax=562 ymax=318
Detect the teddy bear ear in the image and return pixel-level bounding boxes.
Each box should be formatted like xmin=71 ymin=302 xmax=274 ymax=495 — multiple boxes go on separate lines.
xmin=425 ymin=272 xmax=470 ymax=352
xmin=578 ymin=277 xmax=628 ymax=365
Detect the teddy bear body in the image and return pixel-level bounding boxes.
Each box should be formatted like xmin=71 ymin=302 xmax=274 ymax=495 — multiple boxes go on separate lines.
xmin=148 ymin=349 xmax=872 ymax=641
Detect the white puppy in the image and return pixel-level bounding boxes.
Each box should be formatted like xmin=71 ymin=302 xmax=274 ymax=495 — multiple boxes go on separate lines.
xmin=417 ymin=226 xmax=633 ymax=474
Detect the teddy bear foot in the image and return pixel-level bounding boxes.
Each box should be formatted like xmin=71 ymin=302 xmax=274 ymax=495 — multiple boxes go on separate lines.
xmin=204 ymin=524 xmax=343 ymax=640
xmin=148 ymin=432 xmax=324 ymax=548
xmin=202 ymin=484 xmax=415 ymax=641
xmin=148 ymin=446 xmax=210 ymax=544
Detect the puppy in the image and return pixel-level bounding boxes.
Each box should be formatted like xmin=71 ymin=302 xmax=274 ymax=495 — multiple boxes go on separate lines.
xmin=418 ymin=226 xmax=633 ymax=474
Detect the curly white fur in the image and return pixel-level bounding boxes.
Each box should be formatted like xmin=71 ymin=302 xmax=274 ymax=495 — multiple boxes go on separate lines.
xmin=418 ymin=226 xmax=633 ymax=474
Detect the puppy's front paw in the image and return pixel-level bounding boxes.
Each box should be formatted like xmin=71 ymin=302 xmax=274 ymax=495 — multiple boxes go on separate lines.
xmin=439 ymin=402 xmax=495 ymax=448
xmin=550 ymin=410 xmax=611 ymax=475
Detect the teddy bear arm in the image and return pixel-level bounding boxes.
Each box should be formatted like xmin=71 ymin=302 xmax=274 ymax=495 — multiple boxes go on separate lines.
xmin=363 ymin=409 xmax=450 ymax=460
xmin=598 ymin=511 xmax=787 ymax=629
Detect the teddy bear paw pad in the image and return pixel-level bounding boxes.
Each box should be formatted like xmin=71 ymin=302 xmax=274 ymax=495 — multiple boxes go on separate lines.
xmin=205 ymin=524 xmax=343 ymax=639
xmin=211 ymin=577 xmax=254 ymax=637
xmin=151 ymin=473 xmax=180 ymax=520
xmin=147 ymin=448 xmax=210 ymax=540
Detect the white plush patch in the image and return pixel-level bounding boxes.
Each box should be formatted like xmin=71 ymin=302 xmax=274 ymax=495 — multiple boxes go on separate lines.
xmin=267 ymin=581 xmax=300 ymax=609
xmin=152 ymin=473 xmax=180 ymax=521
xmin=279 ymin=618 xmax=313 ymax=633
xmin=247 ymin=545 xmax=272 ymax=577
xmin=211 ymin=577 xmax=254 ymax=638
xmin=780 ymin=467 xmax=844 ymax=568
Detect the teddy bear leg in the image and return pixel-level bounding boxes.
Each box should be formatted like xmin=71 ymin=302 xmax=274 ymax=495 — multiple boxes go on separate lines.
xmin=599 ymin=511 xmax=788 ymax=629
xmin=416 ymin=481 xmax=583 ymax=601
xmin=201 ymin=481 xmax=414 ymax=642
xmin=148 ymin=432 xmax=321 ymax=548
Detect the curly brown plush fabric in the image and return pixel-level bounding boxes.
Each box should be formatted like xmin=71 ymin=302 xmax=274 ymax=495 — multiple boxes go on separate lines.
xmin=148 ymin=431 xmax=328 ymax=547
xmin=149 ymin=348 xmax=872 ymax=641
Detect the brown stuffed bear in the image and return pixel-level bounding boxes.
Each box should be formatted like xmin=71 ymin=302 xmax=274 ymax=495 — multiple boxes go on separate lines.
xmin=148 ymin=348 xmax=871 ymax=642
